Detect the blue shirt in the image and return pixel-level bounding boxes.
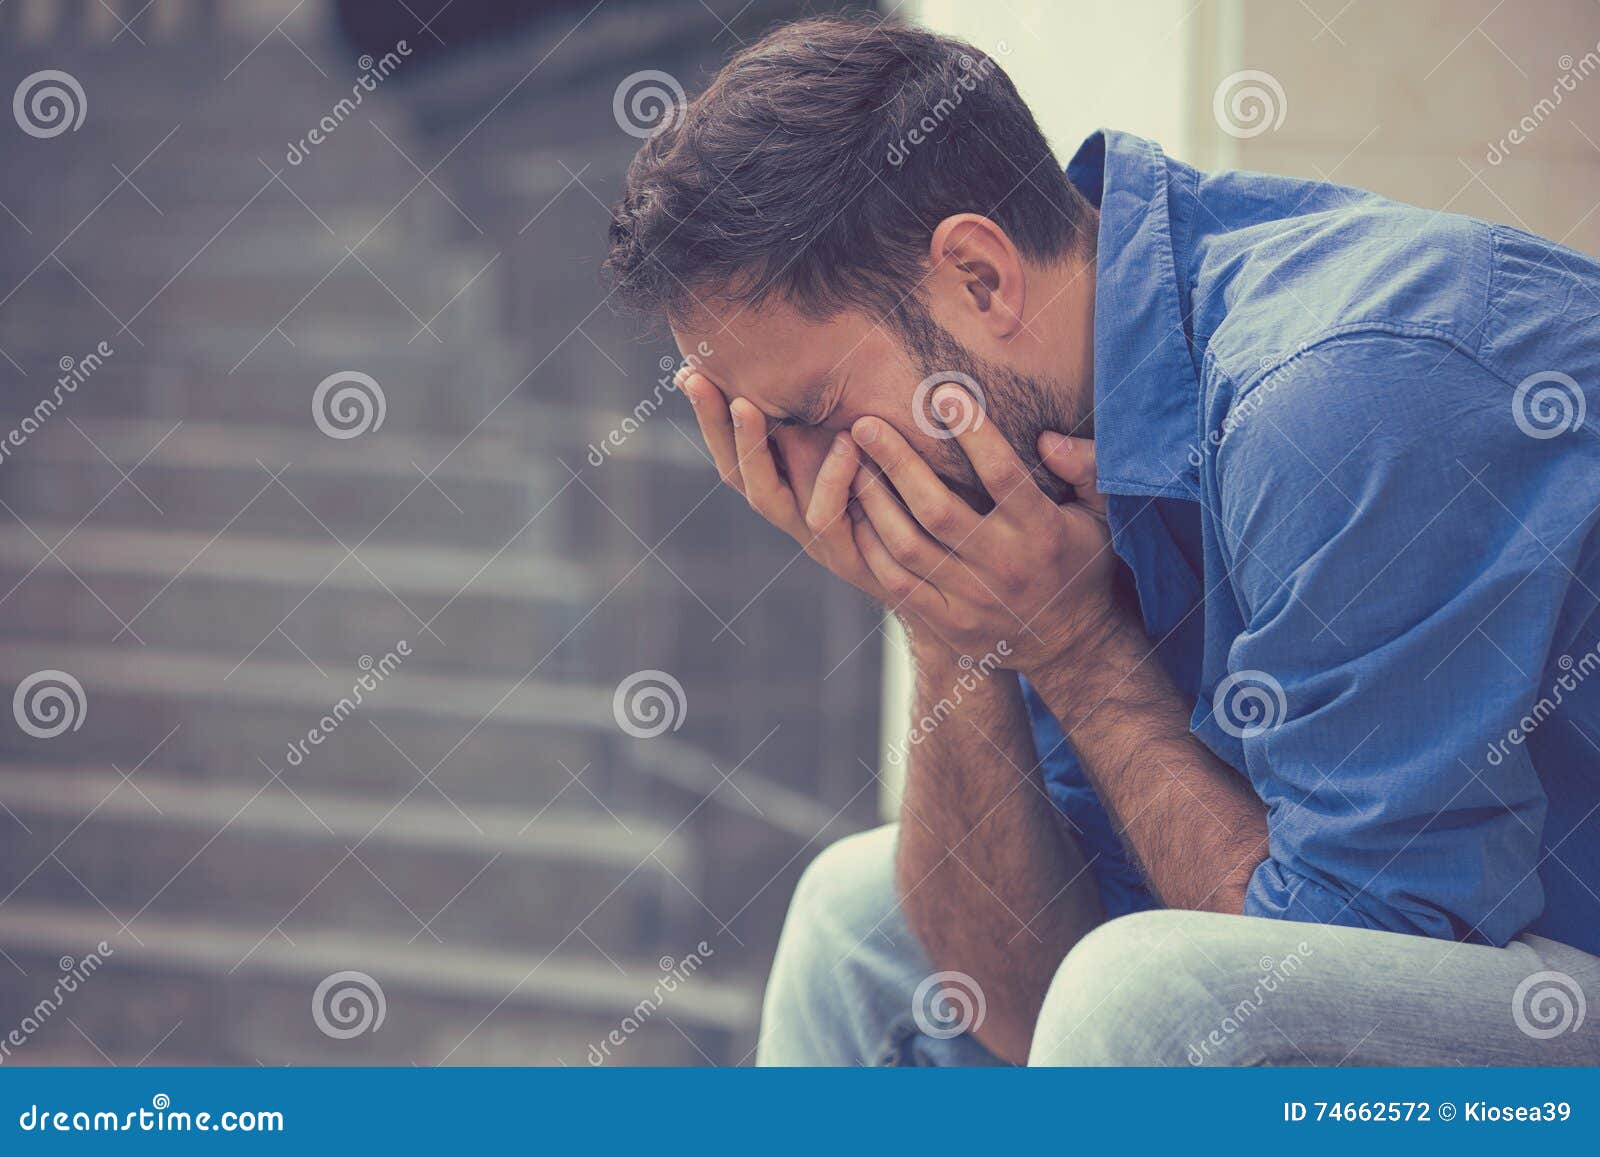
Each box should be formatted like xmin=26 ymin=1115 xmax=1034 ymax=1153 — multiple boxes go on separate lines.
xmin=1026 ymin=129 xmax=1600 ymax=956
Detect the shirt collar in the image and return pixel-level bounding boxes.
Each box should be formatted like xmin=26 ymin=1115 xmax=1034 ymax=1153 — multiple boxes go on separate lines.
xmin=1066 ymin=130 xmax=1201 ymax=500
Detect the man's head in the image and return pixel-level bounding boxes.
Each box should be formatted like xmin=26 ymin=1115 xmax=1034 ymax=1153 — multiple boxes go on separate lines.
xmin=604 ymin=15 xmax=1098 ymax=509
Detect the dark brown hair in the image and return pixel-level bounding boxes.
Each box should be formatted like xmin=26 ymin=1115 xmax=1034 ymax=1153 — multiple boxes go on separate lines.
xmin=603 ymin=14 xmax=1094 ymax=336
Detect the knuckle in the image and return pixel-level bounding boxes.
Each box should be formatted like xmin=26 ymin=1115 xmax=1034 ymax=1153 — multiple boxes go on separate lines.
xmin=923 ymin=503 xmax=959 ymax=537
xmin=885 ymin=571 xmax=919 ymax=600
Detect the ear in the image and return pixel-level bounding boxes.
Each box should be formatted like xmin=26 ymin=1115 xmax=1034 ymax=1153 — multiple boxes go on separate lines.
xmin=927 ymin=213 xmax=1027 ymax=341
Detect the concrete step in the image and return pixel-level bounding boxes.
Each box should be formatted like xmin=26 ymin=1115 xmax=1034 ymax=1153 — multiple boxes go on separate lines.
xmin=0 ymin=416 xmax=565 ymax=551
xmin=0 ymin=641 xmax=661 ymax=813
xmin=0 ymin=766 xmax=693 ymax=956
xmin=0 ymin=905 xmax=751 ymax=1065
xmin=0 ymin=519 xmax=590 ymax=676
xmin=0 ymin=344 xmax=525 ymax=433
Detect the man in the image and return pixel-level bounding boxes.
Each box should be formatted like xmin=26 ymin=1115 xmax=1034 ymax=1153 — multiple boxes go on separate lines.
xmin=604 ymin=15 xmax=1600 ymax=1065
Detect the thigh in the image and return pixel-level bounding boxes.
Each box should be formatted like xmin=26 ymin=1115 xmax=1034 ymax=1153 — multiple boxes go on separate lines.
xmin=1031 ymin=909 xmax=1600 ymax=1066
xmin=757 ymin=822 xmax=1004 ymax=1066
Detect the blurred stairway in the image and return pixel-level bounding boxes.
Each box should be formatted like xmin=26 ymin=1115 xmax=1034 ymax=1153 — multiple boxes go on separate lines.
xmin=0 ymin=2 xmax=788 ymax=1065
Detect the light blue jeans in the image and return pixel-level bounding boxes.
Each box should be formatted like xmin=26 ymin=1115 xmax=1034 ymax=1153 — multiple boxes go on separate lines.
xmin=757 ymin=825 xmax=1600 ymax=1066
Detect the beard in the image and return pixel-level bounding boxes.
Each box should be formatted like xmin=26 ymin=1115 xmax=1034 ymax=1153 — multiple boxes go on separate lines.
xmin=903 ymin=317 xmax=1090 ymax=514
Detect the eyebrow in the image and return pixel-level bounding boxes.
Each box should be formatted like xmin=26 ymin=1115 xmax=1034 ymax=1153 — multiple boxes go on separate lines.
xmin=771 ymin=380 xmax=832 ymax=428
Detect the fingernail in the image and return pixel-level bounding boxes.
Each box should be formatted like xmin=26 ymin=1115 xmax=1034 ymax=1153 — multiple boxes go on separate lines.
xmin=829 ymin=433 xmax=851 ymax=457
xmin=853 ymin=420 xmax=878 ymax=446
xmin=682 ymin=380 xmax=699 ymax=406
xmin=730 ymin=404 xmax=743 ymax=430
xmin=1038 ymin=430 xmax=1068 ymax=454
xmin=933 ymin=384 xmax=966 ymax=410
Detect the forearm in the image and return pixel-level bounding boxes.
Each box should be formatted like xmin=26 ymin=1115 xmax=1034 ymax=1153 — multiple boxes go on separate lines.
xmin=1028 ymin=610 xmax=1268 ymax=913
xmin=895 ymin=633 xmax=1102 ymax=1064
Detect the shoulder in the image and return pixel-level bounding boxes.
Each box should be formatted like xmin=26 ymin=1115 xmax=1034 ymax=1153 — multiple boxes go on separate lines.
xmin=1198 ymin=203 xmax=1495 ymax=390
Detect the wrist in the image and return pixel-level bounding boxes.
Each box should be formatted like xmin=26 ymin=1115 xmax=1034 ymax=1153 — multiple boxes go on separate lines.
xmin=1023 ymin=600 xmax=1146 ymax=705
xmin=899 ymin=616 xmax=960 ymax=675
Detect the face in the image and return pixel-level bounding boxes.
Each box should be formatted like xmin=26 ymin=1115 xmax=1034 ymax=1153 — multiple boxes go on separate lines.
xmin=672 ymin=297 xmax=1083 ymax=512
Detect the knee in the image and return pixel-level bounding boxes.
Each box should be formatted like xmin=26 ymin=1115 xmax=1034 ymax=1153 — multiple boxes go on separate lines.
xmin=1029 ymin=909 xmax=1296 ymax=1066
xmin=759 ymin=825 xmax=902 ymax=1044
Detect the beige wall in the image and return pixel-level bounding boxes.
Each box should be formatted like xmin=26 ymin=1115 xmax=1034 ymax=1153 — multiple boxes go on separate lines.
xmin=1202 ymin=0 xmax=1600 ymax=255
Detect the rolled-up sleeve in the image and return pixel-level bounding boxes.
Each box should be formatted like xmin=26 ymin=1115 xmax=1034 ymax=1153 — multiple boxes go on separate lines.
xmin=1213 ymin=331 xmax=1585 ymax=944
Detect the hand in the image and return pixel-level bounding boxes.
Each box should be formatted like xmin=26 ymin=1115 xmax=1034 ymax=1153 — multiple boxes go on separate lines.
xmin=847 ymin=384 xmax=1128 ymax=675
xmin=676 ymin=367 xmax=944 ymax=650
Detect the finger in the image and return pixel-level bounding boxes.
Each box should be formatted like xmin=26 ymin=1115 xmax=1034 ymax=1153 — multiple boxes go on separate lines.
xmin=775 ymin=425 xmax=831 ymax=514
xmin=934 ymin=384 xmax=1051 ymax=518
xmin=681 ymin=372 xmax=743 ymax=495
xmin=851 ymin=505 xmax=946 ymax=619
xmin=803 ymin=432 xmax=860 ymax=539
xmin=1037 ymin=431 xmax=1107 ymax=515
xmin=851 ymin=416 xmax=981 ymax=547
xmin=850 ymin=465 xmax=949 ymax=579
xmin=730 ymin=398 xmax=803 ymax=531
